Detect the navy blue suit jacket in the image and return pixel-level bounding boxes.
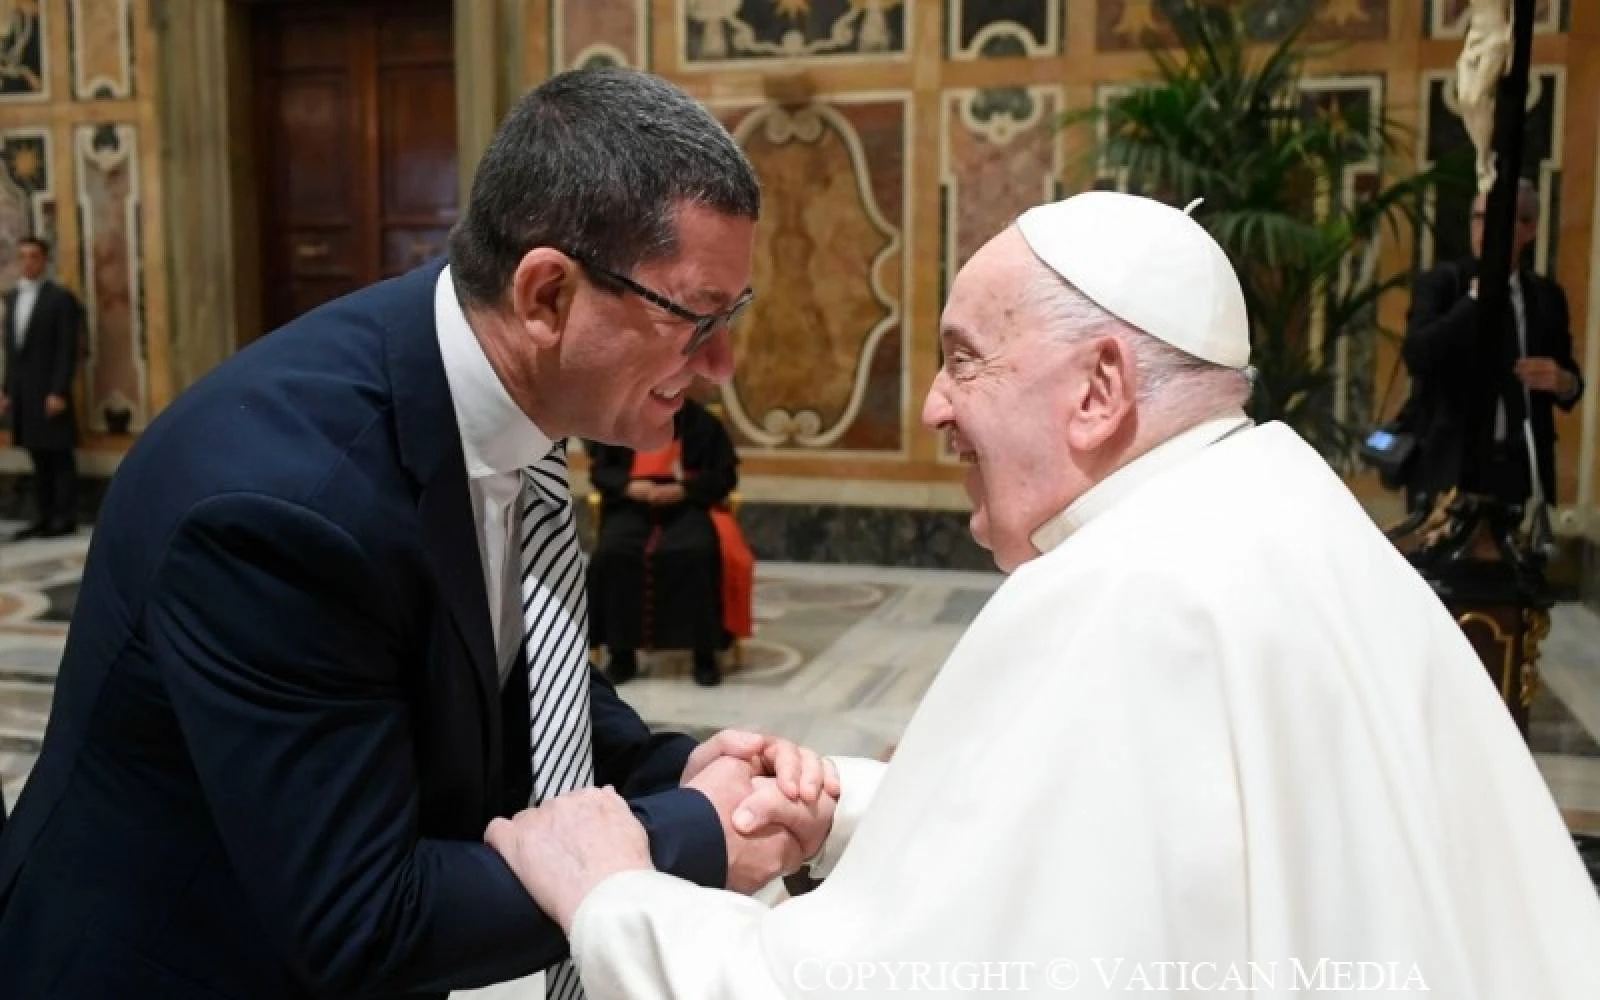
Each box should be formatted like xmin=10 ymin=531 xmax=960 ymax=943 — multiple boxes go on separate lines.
xmin=0 ymin=262 xmax=726 ymax=999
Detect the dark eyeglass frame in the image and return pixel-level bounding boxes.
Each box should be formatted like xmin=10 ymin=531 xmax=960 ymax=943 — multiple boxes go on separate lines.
xmin=565 ymin=251 xmax=754 ymax=356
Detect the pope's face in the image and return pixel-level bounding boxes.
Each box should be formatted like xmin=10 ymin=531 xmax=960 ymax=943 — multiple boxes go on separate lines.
xmin=922 ymin=229 xmax=1092 ymax=573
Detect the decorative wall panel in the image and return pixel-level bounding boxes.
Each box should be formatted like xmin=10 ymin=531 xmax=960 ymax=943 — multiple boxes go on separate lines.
xmin=1426 ymin=0 xmax=1566 ymax=39
xmin=947 ymin=0 xmax=1061 ymax=60
xmin=1420 ymin=67 xmax=1566 ymax=275
xmin=69 ymin=0 xmax=133 ymax=99
xmin=0 ymin=1 xmax=46 ymax=100
xmin=1096 ymin=0 xmax=1386 ymax=52
xmin=940 ymin=86 xmax=1062 ymax=293
xmin=0 ymin=128 xmax=53 ymax=287
xmin=682 ymin=0 xmax=907 ymax=67
xmin=76 ymin=123 xmax=146 ymax=433
xmin=716 ymin=97 xmax=907 ymax=453
xmin=552 ymin=0 xmax=648 ymax=72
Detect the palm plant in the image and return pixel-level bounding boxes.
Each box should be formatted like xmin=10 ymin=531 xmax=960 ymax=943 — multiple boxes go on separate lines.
xmin=1061 ymin=0 xmax=1467 ymax=460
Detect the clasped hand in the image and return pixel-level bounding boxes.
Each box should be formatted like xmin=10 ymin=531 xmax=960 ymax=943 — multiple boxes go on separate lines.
xmin=485 ymin=730 xmax=838 ymax=933
xmin=624 ymin=479 xmax=686 ymax=505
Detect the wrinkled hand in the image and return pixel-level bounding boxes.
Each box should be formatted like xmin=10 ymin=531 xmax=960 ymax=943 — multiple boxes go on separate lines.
xmin=1516 ymin=357 xmax=1575 ymax=396
xmin=43 ymin=394 xmax=65 ymax=418
xmin=650 ymin=482 xmax=686 ymax=505
xmin=683 ymin=757 xmax=804 ymax=892
xmin=625 ymin=479 xmax=654 ymax=502
xmin=484 ymin=787 xmax=651 ymax=935
xmin=682 ymin=729 xmax=837 ymax=804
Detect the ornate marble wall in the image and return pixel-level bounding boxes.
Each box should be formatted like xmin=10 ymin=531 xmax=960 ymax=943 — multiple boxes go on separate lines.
xmin=0 ymin=0 xmax=165 ymax=450
xmin=520 ymin=0 xmax=1600 ymax=529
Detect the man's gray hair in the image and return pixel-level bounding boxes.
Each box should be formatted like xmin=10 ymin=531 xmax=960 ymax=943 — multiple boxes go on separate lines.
xmin=1020 ymin=261 xmax=1253 ymax=414
xmin=449 ymin=66 xmax=761 ymax=310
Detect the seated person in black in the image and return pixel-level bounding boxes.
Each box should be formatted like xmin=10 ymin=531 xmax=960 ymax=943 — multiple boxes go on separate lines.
xmin=587 ymin=397 xmax=739 ymax=687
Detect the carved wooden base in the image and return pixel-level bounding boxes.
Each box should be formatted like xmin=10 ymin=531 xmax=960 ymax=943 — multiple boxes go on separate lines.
xmin=1452 ymin=603 xmax=1549 ymax=739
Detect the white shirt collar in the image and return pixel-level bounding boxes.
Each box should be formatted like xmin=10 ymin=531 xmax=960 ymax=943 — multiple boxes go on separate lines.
xmin=434 ymin=266 xmax=551 ymax=479
xmin=17 ymin=277 xmax=39 ymax=293
xmin=1029 ymin=415 xmax=1253 ymax=555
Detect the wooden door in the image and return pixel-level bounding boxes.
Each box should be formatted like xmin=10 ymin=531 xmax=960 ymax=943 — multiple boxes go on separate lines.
xmin=253 ymin=0 xmax=457 ymax=333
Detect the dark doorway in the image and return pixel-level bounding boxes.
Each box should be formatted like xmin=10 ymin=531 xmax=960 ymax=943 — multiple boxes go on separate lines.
xmin=251 ymin=0 xmax=458 ymax=333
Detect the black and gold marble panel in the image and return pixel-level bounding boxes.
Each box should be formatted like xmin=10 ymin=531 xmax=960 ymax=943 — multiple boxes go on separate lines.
xmin=0 ymin=2 xmax=45 ymax=99
xmin=0 ymin=129 xmax=55 ymax=287
xmin=1422 ymin=68 xmax=1563 ymax=274
xmin=947 ymin=0 xmax=1061 ymax=59
xmin=682 ymin=0 xmax=906 ymax=66
xmin=1096 ymin=0 xmax=1386 ymax=52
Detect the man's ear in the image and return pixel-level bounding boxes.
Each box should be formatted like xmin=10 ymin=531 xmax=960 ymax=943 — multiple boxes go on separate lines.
xmin=1065 ymin=334 xmax=1134 ymax=452
xmin=509 ymin=248 xmax=578 ymax=350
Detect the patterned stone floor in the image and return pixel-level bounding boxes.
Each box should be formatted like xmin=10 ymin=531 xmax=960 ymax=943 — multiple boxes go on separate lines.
xmin=3 ymin=526 xmax=1600 ymax=889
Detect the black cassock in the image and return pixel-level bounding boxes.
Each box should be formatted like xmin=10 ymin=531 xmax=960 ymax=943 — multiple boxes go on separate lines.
xmin=586 ymin=400 xmax=739 ymax=654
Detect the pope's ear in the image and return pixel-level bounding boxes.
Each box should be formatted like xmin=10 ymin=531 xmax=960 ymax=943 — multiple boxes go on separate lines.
xmin=1065 ymin=334 xmax=1134 ymax=451
xmin=509 ymin=248 xmax=579 ymax=349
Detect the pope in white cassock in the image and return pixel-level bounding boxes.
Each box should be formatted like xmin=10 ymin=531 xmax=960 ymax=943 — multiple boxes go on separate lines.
xmin=484 ymin=192 xmax=1600 ymax=998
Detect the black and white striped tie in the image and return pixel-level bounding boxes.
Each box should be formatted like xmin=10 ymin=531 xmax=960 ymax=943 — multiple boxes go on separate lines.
xmin=520 ymin=441 xmax=592 ymax=1000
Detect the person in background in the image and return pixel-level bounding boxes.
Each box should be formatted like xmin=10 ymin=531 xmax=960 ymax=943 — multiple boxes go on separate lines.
xmin=587 ymin=396 xmax=748 ymax=688
xmin=1401 ymin=178 xmax=1583 ymax=513
xmin=1 ymin=236 xmax=83 ymax=539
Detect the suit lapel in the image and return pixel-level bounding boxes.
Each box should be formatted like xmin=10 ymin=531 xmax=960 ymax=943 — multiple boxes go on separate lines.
xmin=379 ymin=261 xmax=505 ymax=798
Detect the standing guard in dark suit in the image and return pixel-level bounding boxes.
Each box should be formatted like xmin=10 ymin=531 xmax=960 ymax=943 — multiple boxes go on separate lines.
xmin=1 ymin=237 xmax=83 ymax=538
xmin=0 ymin=68 xmax=836 ymax=1000
xmin=1402 ymin=179 xmax=1584 ymax=513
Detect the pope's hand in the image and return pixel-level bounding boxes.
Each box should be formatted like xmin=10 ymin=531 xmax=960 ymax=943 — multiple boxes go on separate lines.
xmin=484 ymin=787 xmax=651 ymax=934
xmin=682 ymin=728 xmax=839 ymax=804
xmin=733 ymin=769 xmax=838 ymax=870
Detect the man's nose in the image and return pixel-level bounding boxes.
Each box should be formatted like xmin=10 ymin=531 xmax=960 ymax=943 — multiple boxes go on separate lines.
xmin=691 ymin=324 xmax=736 ymax=384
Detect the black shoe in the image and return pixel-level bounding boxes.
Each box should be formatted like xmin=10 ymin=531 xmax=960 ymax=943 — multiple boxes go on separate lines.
xmin=11 ymin=523 xmax=47 ymax=541
xmin=606 ymin=649 xmax=639 ymax=684
xmin=40 ymin=522 xmax=76 ymax=538
xmin=692 ymin=650 xmax=721 ymax=688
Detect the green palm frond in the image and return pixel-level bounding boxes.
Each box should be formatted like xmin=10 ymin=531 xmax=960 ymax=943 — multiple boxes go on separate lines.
xmin=1056 ymin=0 xmax=1462 ymax=454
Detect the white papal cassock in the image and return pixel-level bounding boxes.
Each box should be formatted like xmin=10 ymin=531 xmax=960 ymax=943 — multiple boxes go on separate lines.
xmin=567 ymin=418 xmax=1600 ymax=999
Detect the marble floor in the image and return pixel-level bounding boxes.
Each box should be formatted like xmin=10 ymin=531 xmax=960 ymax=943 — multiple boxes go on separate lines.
xmin=3 ymin=526 xmax=1600 ymax=869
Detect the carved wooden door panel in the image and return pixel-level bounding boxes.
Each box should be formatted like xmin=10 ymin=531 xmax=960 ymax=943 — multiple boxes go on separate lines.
xmin=254 ymin=1 xmax=457 ymax=333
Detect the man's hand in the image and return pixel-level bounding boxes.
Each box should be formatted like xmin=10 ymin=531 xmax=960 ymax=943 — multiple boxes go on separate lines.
xmin=44 ymin=394 xmax=65 ymax=418
xmin=1516 ymin=357 xmax=1577 ymax=397
xmin=685 ymin=757 xmax=812 ymax=892
xmin=650 ymin=482 xmax=686 ymax=505
xmin=625 ymin=479 xmax=654 ymax=502
xmin=484 ymin=787 xmax=651 ymax=935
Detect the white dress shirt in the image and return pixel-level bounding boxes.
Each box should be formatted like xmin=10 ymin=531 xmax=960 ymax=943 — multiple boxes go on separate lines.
xmin=433 ymin=265 xmax=553 ymax=687
xmin=13 ymin=277 xmax=39 ymax=348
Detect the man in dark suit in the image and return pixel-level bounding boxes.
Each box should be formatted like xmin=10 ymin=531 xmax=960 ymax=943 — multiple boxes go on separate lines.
xmin=0 ymin=68 xmax=835 ymax=999
xmin=1402 ymin=178 xmax=1584 ymax=511
xmin=1 ymin=236 xmax=83 ymax=538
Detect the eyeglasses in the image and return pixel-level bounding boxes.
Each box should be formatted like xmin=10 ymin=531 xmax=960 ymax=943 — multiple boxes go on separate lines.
xmin=566 ymin=252 xmax=754 ymax=356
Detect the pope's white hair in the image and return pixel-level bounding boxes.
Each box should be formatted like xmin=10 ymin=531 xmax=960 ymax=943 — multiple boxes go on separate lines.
xmin=1019 ymin=257 xmax=1253 ymax=418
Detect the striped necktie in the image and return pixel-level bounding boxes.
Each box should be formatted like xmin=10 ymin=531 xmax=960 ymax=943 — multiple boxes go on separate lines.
xmin=520 ymin=441 xmax=592 ymax=1000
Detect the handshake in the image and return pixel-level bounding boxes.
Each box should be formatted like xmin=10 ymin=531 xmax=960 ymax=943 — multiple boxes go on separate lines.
xmin=485 ymin=730 xmax=839 ymax=933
